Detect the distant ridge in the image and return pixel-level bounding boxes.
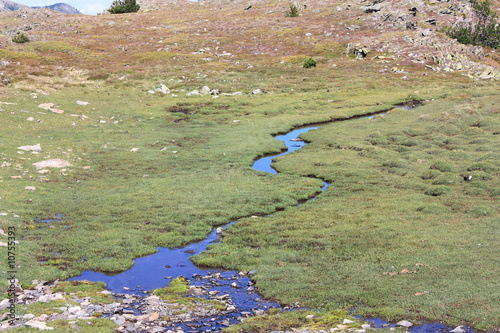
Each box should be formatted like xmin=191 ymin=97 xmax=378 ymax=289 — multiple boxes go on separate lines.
xmin=0 ymin=0 xmax=28 ymax=11
xmin=33 ymin=3 xmax=82 ymax=14
xmin=0 ymin=0 xmax=81 ymax=14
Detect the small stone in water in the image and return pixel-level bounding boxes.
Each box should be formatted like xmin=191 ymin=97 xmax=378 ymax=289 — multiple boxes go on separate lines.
xmin=396 ymin=320 xmax=413 ymax=328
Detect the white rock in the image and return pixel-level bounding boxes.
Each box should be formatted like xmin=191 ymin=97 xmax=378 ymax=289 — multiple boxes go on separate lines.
xmin=396 ymin=320 xmax=413 ymax=328
xmin=26 ymin=117 xmax=35 ymax=121
xmin=18 ymin=143 xmax=42 ymax=152
xmin=451 ymin=326 xmax=466 ymax=333
xmin=130 ymin=148 xmax=139 ymax=152
xmin=67 ymin=306 xmax=82 ymax=314
xmin=76 ymin=101 xmax=90 ymax=106
xmin=38 ymin=103 xmax=55 ymax=110
xmin=251 ymin=89 xmax=263 ymax=94
xmin=186 ymin=90 xmax=200 ymax=96
xmin=158 ymin=84 xmax=170 ymax=94
xmin=361 ymin=324 xmax=371 ymax=329
xmin=26 ymin=320 xmax=54 ymax=330
xmin=38 ymin=293 xmax=64 ymax=303
xmin=200 ymin=86 xmax=210 ymax=95
xmin=343 ymin=319 xmax=355 ymax=324
xmin=33 ymin=159 xmax=72 ymax=169
xmin=24 ymin=186 xmax=36 ymax=191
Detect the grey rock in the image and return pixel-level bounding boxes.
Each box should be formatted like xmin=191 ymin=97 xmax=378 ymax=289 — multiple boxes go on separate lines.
xmin=186 ymin=90 xmax=200 ymax=96
xmin=18 ymin=143 xmax=42 ymax=152
xmin=396 ymin=320 xmax=414 ymax=328
xmin=362 ymin=3 xmax=382 ymax=13
xmin=1 ymin=73 xmax=10 ymax=85
xmin=200 ymin=86 xmax=211 ymax=95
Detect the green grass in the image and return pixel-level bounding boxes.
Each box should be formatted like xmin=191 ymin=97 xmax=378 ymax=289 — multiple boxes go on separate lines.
xmin=194 ymin=95 xmax=500 ymax=330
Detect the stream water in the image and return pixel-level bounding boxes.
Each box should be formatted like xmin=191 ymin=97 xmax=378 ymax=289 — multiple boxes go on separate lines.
xmin=67 ymin=105 xmax=477 ymax=332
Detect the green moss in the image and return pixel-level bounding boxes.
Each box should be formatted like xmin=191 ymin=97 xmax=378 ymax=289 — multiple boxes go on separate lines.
xmin=152 ymin=277 xmax=189 ymax=298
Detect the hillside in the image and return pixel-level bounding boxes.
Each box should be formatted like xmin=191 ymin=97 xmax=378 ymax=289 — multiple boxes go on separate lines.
xmin=0 ymin=0 xmax=499 ymax=332
xmin=0 ymin=0 xmax=81 ymax=14
xmin=0 ymin=0 xmax=28 ymax=12
xmin=33 ymin=3 xmax=82 ymax=15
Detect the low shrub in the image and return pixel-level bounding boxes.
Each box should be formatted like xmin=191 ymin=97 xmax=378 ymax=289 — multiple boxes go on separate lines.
xmin=445 ymin=0 xmax=500 ymax=49
xmin=12 ymin=32 xmax=30 ymax=44
xmin=108 ymin=0 xmax=140 ymax=14
xmin=303 ymin=57 xmax=317 ymax=68
xmin=286 ymin=3 xmax=299 ymax=17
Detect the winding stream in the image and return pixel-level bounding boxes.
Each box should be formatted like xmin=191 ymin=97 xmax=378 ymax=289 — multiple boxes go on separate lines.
xmin=68 ymin=104 xmax=476 ymax=332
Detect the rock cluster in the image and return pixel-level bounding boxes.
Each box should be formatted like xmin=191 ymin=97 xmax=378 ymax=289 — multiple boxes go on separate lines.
xmin=0 ymin=274 xmax=271 ymax=333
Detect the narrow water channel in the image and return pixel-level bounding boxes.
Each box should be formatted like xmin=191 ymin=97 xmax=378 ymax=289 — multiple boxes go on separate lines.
xmin=68 ymin=104 xmax=477 ymax=332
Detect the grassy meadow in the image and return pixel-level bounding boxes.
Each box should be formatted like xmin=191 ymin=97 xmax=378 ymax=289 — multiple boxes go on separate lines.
xmin=0 ymin=1 xmax=499 ymax=331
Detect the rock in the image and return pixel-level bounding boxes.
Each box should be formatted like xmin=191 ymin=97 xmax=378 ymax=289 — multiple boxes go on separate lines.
xmin=343 ymin=318 xmax=355 ymax=324
xmin=38 ymin=103 xmax=55 ymax=110
xmin=76 ymin=101 xmax=89 ymax=106
xmin=200 ymin=86 xmax=210 ymax=95
xmin=18 ymin=143 xmax=42 ymax=152
xmin=396 ymin=320 xmax=413 ymax=328
xmin=0 ymin=73 xmax=10 ymax=85
xmin=33 ymin=159 xmax=72 ymax=169
xmin=148 ymin=312 xmax=160 ymax=321
xmin=25 ymin=186 xmax=36 ymax=191
xmin=361 ymin=324 xmax=371 ymax=329
xmin=157 ymin=84 xmax=170 ymax=94
xmin=26 ymin=320 xmax=54 ymax=330
xmin=38 ymin=293 xmax=64 ymax=303
xmin=251 ymin=89 xmax=263 ymax=94
xmin=210 ymin=89 xmax=220 ymax=95
xmin=111 ymin=315 xmax=126 ymax=326
xmin=451 ymin=326 xmax=466 ymax=333
xmin=186 ymin=90 xmax=200 ymax=96
xmin=362 ymin=3 xmax=382 ymax=13
xmin=130 ymin=148 xmax=139 ymax=152
xmin=354 ymin=47 xmax=370 ymax=59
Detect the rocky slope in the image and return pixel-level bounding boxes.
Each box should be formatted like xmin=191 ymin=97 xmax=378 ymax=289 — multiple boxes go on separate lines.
xmin=0 ymin=0 xmax=27 ymax=12
xmin=0 ymin=0 xmax=80 ymax=14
